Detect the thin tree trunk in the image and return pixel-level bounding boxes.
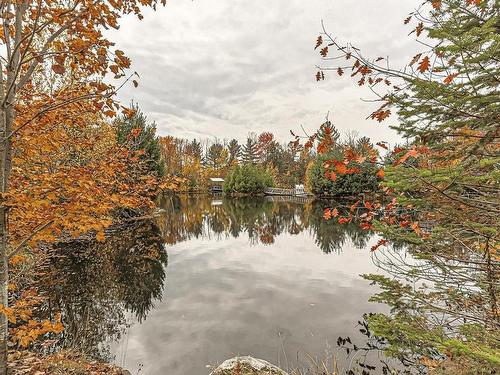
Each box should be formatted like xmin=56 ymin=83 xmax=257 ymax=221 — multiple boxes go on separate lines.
xmin=0 ymin=208 xmax=7 ymax=375
xmin=0 ymin=3 xmax=23 ymax=372
xmin=0 ymin=54 xmax=8 ymax=375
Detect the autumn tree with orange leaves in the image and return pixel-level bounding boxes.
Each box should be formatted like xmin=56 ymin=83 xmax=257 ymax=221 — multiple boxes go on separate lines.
xmin=308 ymin=0 xmax=499 ymax=372
xmin=0 ymin=1 xmax=167 ymax=372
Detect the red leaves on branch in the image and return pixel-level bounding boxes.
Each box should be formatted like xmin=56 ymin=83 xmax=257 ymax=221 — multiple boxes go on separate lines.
xmin=371 ymin=239 xmax=388 ymax=252
xmin=324 ymin=207 xmax=340 ymax=220
xmin=376 ymin=141 xmax=388 ymax=150
xmin=131 ymin=128 xmax=142 ymax=138
xmin=432 ymin=1 xmax=442 ymax=9
xmin=418 ymin=56 xmax=431 ymax=73
xmin=338 ymin=216 xmax=352 ymax=224
xmin=411 ymin=222 xmax=421 ymax=234
xmin=361 ymin=222 xmax=373 ymax=231
xmin=395 ymin=149 xmax=419 ymax=165
xmin=371 ymin=109 xmax=391 ymax=122
xmin=333 ymin=160 xmax=348 ymax=174
xmin=444 ymin=73 xmax=459 ymax=84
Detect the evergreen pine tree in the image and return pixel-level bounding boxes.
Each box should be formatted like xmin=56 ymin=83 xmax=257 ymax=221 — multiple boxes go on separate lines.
xmin=241 ymin=136 xmax=259 ymax=165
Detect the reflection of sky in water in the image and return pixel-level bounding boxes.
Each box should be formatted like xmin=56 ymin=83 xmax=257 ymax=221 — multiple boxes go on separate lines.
xmin=112 ymin=225 xmax=387 ymax=375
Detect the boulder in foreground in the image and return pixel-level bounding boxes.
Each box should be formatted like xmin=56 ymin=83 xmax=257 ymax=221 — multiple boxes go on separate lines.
xmin=210 ymin=356 xmax=289 ymax=375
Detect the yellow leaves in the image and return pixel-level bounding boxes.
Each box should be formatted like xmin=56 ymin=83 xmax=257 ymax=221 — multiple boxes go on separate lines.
xmin=9 ymin=255 xmax=26 ymax=266
xmin=0 ymin=304 xmax=17 ymax=324
xmin=96 ymin=231 xmax=106 ymax=242
xmin=4 ymin=291 xmax=64 ymax=347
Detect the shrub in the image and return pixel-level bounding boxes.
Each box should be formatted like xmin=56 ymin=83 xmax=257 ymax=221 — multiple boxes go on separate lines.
xmin=307 ymin=152 xmax=379 ymax=196
xmin=223 ymin=164 xmax=274 ymax=195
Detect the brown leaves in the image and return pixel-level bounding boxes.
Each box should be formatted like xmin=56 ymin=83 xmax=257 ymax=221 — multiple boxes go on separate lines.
xmin=370 ymin=109 xmax=391 ymax=122
xmin=432 ymin=1 xmax=442 ymax=9
xmin=320 ymin=46 xmax=329 ymax=57
xmin=395 ymin=149 xmax=419 ymax=165
xmin=316 ymin=71 xmax=325 ymax=81
xmin=410 ymin=53 xmax=422 ymax=67
xmin=415 ymin=22 xmax=424 ymax=37
xmin=315 ymin=35 xmax=323 ymax=49
xmin=337 ymin=67 xmax=344 ymax=76
xmin=51 ymin=65 xmax=65 ymax=75
xmin=376 ymin=141 xmax=388 ymax=150
xmin=371 ymin=239 xmax=388 ymax=252
xmin=444 ymin=72 xmax=459 ymax=84
xmin=417 ymin=56 xmax=431 ymax=73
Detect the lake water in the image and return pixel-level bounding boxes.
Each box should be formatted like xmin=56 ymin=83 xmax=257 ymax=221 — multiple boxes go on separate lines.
xmin=47 ymin=195 xmax=389 ymax=374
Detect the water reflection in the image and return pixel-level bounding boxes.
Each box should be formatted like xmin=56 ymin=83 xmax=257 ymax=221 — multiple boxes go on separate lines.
xmin=43 ymin=220 xmax=167 ymax=360
xmin=156 ymin=195 xmax=372 ymax=253
xmin=43 ymin=195 xmax=385 ymax=373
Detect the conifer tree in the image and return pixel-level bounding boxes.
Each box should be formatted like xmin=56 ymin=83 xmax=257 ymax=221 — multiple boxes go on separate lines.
xmin=315 ymin=0 xmax=499 ymax=372
xmin=241 ymin=136 xmax=259 ymax=165
xmin=228 ymin=139 xmax=241 ymax=163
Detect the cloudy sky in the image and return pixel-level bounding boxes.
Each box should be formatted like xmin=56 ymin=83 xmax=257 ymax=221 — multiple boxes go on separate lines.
xmin=108 ymin=0 xmax=422 ymax=145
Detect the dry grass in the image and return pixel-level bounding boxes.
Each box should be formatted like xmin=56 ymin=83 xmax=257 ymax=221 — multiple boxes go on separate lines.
xmin=8 ymin=350 xmax=129 ymax=375
xmin=288 ymin=353 xmax=340 ymax=375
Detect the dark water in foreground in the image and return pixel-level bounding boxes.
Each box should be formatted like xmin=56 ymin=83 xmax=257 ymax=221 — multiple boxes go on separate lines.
xmin=48 ymin=195 xmax=389 ymax=374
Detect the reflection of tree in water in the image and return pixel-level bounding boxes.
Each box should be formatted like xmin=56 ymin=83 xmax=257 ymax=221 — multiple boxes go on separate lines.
xmin=41 ymin=220 xmax=167 ymax=360
xmin=157 ymin=194 xmax=373 ymax=253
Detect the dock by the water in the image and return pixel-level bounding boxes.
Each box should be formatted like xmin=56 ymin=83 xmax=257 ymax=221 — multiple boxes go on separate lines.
xmin=264 ymin=186 xmax=307 ymax=197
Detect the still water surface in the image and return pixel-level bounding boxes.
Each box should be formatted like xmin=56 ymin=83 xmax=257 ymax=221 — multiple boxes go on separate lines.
xmin=48 ymin=195 xmax=388 ymax=374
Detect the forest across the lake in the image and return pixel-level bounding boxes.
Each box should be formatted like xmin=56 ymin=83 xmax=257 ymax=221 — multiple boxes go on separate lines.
xmin=0 ymin=1 xmax=498 ymax=375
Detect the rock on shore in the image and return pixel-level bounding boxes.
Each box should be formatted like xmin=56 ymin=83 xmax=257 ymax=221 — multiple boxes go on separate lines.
xmin=210 ymin=356 xmax=289 ymax=375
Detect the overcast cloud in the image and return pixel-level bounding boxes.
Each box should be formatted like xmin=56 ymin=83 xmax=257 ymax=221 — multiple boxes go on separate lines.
xmin=107 ymin=0 xmax=422 ymax=145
